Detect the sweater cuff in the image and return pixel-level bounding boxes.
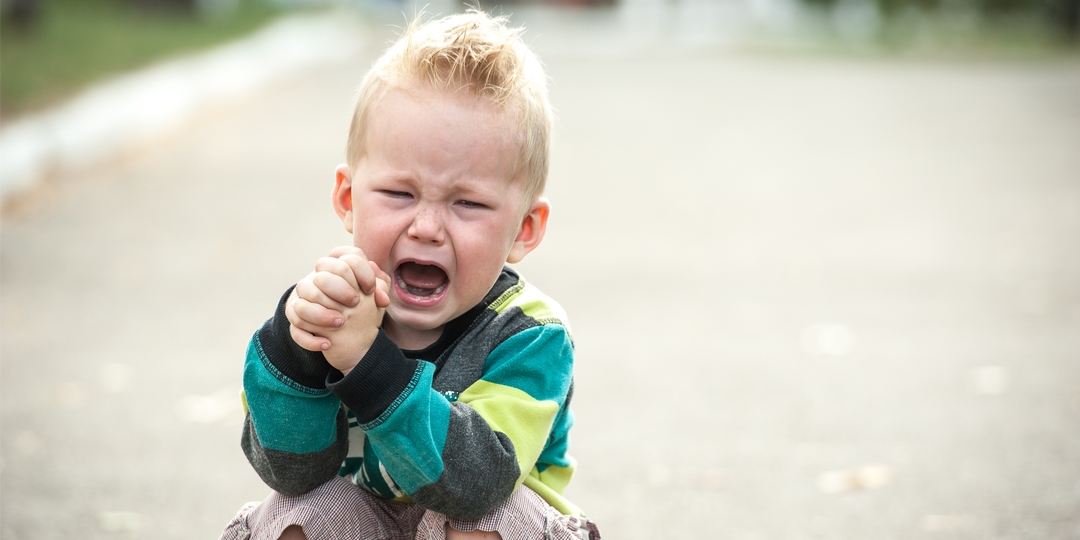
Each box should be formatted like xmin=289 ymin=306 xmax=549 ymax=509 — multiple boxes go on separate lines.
xmin=257 ymin=285 xmax=332 ymax=389
xmin=327 ymin=329 xmax=419 ymax=424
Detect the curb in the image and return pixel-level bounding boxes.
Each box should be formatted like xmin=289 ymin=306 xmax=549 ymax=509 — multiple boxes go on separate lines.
xmin=0 ymin=10 xmax=368 ymax=203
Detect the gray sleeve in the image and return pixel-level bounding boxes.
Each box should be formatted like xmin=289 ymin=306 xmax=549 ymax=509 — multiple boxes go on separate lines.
xmin=240 ymin=407 xmax=350 ymax=496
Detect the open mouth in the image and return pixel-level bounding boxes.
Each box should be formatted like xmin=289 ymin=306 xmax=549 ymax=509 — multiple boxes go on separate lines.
xmin=395 ymin=261 xmax=449 ymax=300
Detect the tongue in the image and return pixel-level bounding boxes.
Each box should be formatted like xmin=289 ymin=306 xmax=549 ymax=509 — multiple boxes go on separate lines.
xmin=399 ymin=262 xmax=448 ymax=291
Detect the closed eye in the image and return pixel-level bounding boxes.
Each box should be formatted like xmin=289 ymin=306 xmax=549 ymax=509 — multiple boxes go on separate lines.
xmin=456 ymin=200 xmax=489 ymax=209
xmin=380 ymin=190 xmax=413 ymax=199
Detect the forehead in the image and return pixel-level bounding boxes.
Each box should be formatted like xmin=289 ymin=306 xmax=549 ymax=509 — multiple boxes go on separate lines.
xmin=361 ymin=85 xmax=522 ymax=173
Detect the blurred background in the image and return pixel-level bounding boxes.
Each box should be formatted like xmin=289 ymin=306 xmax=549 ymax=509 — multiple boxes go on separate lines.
xmin=1 ymin=0 xmax=1078 ymax=538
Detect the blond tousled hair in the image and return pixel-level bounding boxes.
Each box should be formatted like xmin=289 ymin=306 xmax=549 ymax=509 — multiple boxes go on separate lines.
xmin=346 ymin=10 xmax=553 ymax=202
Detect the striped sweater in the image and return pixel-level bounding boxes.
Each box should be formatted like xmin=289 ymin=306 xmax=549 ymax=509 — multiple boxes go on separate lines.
xmin=241 ymin=267 xmax=580 ymax=519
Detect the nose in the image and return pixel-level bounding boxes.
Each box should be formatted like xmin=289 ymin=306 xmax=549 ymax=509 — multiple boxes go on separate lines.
xmin=407 ymin=205 xmax=445 ymax=244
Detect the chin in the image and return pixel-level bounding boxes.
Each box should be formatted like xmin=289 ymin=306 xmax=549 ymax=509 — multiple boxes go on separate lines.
xmin=386 ymin=305 xmax=448 ymax=332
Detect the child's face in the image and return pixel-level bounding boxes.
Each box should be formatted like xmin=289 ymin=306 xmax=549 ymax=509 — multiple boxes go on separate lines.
xmin=333 ymin=86 xmax=548 ymax=347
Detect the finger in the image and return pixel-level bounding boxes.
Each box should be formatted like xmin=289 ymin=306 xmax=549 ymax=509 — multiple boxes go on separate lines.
xmin=370 ymin=260 xmax=392 ymax=284
xmin=339 ymin=253 xmax=377 ymax=295
xmin=311 ymin=271 xmax=361 ymax=308
xmin=374 ymin=276 xmax=391 ymax=309
xmin=296 ymin=279 xmax=352 ymax=312
xmin=284 ymin=289 xmax=306 ymax=327
xmin=289 ymin=320 xmax=331 ymax=351
xmin=287 ymin=296 xmax=341 ymax=332
xmin=370 ymin=261 xmax=392 ymax=307
xmin=293 ymin=297 xmax=344 ymax=328
xmin=328 ymin=245 xmax=363 ymax=259
xmin=288 ymin=273 xmax=316 ymax=308
xmin=314 ymin=257 xmax=360 ymax=298
xmin=290 ymin=312 xmax=335 ymax=338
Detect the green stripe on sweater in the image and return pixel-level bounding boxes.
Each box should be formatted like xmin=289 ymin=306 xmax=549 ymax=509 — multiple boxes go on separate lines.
xmin=459 ymin=379 xmax=559 ymax=484
xmin=490 ymin=280 xmax=573 ymax=337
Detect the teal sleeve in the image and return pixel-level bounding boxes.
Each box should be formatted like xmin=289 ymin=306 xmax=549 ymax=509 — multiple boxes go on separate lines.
xmin=243 ymin=332 xmax=342 ymax=454
xmin=360 ymin=361 xmax=452 ymax=493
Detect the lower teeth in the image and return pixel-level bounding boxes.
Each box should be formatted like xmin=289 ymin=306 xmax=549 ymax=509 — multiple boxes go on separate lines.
xmin=398 ymin=276 xmax=446 ymax=297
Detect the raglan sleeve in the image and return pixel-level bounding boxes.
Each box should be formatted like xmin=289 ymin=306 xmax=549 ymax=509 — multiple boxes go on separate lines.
xmin=327 ymin=323 xmax=574 ymax=519
xmin=240 ymin=287 xmax=350 ymax=496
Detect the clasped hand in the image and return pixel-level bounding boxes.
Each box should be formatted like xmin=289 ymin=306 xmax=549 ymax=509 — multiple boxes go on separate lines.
xmin=285 ymin=246 xmax=391 ymax=375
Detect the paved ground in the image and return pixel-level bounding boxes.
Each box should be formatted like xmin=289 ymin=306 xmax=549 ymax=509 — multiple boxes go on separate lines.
xmin=3 ymin=6 xmax=1080 ymax=540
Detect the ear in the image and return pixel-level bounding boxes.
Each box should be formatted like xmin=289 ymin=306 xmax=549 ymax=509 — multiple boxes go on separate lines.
xmin=507 ymin=197 xmax=550 ymax=264
xmin=332 ymin=164 xmax=354 ymax=234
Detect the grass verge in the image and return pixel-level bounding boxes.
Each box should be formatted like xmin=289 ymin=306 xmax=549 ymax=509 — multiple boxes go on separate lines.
xmin=1 ymin=0 xmax=283 ymax=118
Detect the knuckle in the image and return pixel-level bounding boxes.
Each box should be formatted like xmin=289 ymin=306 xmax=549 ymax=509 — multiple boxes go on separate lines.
xmin=311 ymin=272 xmax=335 ymax=289
xmin=296 ymin=280 xmax=315 ymax=296
xmin=290 ymin=327 xmax=309 ymax=344
xmin=343 ymin=252 xmax=367 ymax=265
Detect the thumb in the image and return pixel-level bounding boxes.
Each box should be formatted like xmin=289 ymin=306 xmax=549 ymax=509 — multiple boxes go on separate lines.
xmin=374 ymin=277 xmax=391 ymax=309
xmin=369 ymin=260 xmax=391 ymax=283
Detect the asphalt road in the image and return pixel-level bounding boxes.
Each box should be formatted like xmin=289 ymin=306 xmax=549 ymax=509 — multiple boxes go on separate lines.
xmin=3 ymin=7 xmax=1080 ymax=540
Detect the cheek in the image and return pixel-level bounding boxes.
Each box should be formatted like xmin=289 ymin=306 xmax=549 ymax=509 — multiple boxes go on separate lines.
xmin=459 ymin=227 xmax=517 ymax=269
xmin=353 ymin=226 xmax=395 ymax=268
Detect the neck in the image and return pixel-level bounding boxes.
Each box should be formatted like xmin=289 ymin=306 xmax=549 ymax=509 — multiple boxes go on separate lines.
xmin=383 ymin=318 xmax=443 ymax=350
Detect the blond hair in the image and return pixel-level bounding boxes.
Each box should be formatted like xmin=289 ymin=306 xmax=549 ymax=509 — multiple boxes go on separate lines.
xmin=346 ymin=10 xmax=553 ymax=202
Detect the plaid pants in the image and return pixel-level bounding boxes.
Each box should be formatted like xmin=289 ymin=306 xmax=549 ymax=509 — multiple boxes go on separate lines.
xmin=220 ymin=477 xmax=601 ymax=540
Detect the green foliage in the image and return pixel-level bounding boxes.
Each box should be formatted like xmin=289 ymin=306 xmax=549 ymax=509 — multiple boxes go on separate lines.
xmin=802 ymin=0 xmax=1076 ymax=21
xmin=1 ymin=0 xmax=282 ymax=116
xmin=802 ymin=0 xmax=1077 ymax=43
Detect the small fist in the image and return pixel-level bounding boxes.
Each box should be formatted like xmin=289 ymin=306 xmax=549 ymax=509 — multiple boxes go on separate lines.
xmin=319 ymin=275 xmax=390 ymax=374
xmin=285 ymin=247 xmax=391 ymax=374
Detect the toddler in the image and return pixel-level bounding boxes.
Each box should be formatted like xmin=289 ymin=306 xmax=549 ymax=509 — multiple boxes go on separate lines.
xmin=221 ymin=10 xmax=600 ymax=540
